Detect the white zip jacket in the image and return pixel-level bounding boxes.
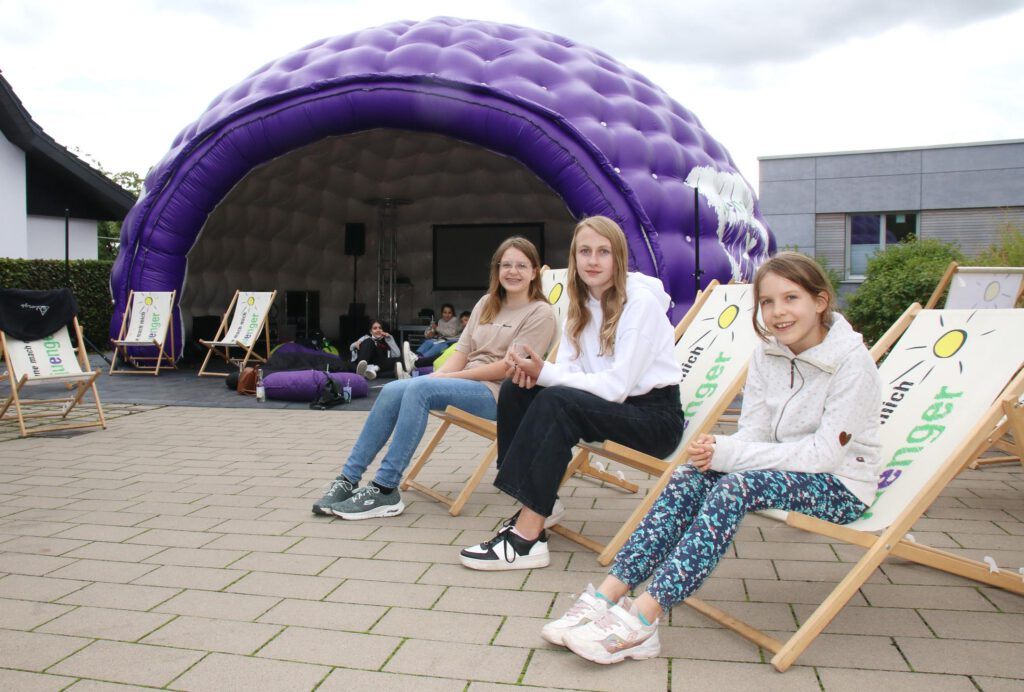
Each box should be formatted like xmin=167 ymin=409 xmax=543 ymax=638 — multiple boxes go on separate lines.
xmin=711 ymin=313 xmax=883 ymax=505
xmin=536 ymin=273 xmax=680 ymax=403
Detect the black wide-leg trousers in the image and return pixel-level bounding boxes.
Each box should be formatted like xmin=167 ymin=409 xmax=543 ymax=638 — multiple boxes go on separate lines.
xmin=493 ymin=380 xmax=685 ymax=516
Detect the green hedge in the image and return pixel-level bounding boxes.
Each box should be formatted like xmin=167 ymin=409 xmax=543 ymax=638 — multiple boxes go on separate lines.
xmin=0 ymin=259 xmax=114 ymax=347
xmin=844 ymin=238 xmax=964 ymax=345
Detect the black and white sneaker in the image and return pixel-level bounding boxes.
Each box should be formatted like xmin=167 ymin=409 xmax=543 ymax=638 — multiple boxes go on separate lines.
xmin=460 ymin=526 xmax=550 ymax=571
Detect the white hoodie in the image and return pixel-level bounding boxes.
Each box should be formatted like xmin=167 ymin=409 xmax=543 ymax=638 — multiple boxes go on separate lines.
xmin=711 ymin=312 xmax=883 ymax=505
xmin=536 ymin=273 xmax=680 ymax=402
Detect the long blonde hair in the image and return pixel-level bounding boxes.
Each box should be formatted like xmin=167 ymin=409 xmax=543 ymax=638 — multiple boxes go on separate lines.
xmin=752 ymin=251 xmax=836 ymax=341
xmin=566 ymin=216 xmax=628 ymax=357
xmin=480 ymin=236 xmax=546 ymax=323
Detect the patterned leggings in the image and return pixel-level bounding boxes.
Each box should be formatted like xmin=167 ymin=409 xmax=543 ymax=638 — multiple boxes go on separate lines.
xmin=610 ymin=465 xmax=867 ymax=610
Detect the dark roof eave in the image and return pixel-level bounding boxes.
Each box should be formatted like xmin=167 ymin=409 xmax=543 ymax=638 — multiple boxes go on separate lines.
xmin=0 ymin=71 xmax=136 ymax=217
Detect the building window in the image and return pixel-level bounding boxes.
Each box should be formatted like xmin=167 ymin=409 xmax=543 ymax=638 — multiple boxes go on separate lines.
xmin=847 ymin=212 xmax=917 ymax=277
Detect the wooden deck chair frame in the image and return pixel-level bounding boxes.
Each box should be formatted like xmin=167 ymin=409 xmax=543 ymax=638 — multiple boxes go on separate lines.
xmin=0 ymin=318 xmax=107 ymax=437
xmin=400 ymin=267 xmax=619 ymax=515
xmin=683 ymin=308 xmax=1024 ymax=672
xmin=198 ymin=290 xmax=277 ymax=377
xmin=551 ymin=281 xmax=764 ymax=564
xmin=109 ymin=290 xmax=177 ymax=375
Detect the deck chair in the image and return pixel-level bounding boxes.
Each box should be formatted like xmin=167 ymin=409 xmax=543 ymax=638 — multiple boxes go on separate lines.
xmin=109 ymin=290 xmax=177 ymax=375
xmin=685 ymin=307 xmax=1024 ymax=672
xmin=926 ymin=261 xmax=1024 ymax=310
xmin=198 ymin=290 xmax=276 ymax=377
xmin=401 ymin=267 xmax=580 ymax=515
xmin=926 ymin=262 xmax=1024 ymax=467
xmin=0 ymin=288 xmax=106 ymax=437
xmin=550 ymin=281 xmax=760 ymax=564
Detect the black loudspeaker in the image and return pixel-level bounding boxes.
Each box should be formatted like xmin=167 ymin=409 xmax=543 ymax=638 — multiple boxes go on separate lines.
xmin=344 ymin=222 xmax=366 ymax=256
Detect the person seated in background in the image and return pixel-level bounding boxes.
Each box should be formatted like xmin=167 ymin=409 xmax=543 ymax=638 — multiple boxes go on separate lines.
xmin=542 ymin=251 xmax=883 ymax=665
xmin=350 ymin=320 xmax=402 ymax=380
xmin=312 ymin=236 xmax=556 ymax=520
xmin=401 ymin=303 xmax=463 ymax=375
xmin=459 ymin=310 xmax=471 ymax=329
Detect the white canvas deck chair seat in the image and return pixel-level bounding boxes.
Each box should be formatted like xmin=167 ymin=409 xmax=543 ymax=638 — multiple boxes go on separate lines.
xmin=0 ymin=288 xmax=106 ymax=437
xmin=550 ymin=281 xmax=759 ymax=564
xmin=687 ymin=308 xmax=1024 ymax=672
xmin=400 ymin=267 xmax=628 ymax=515
xmin=198 ymin=290 xmax=276 ymax=377
xmin=109 ymin=290 xmax=176 ymax=375
xmin=925 ymin=262 xmax=1024 ymax=468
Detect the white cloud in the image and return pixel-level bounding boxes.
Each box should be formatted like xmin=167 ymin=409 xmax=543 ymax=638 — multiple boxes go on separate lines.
xmin=2 ymin=0 xmax=1022 ymax=194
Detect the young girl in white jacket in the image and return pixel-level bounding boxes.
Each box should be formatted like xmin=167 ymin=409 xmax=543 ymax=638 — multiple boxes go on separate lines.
xmin=545 ymin=251 xmax=883 ymax=665
xmin=460 ymin=216 xmax=685 ymax=571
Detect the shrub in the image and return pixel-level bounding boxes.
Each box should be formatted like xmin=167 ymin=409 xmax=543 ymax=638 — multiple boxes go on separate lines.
xmin=0 ymin=259 xmax=114 ymax=348
xmin=974 ymin=221 xmax=1024 ymax=268
xmin=845 ymin=238 xmax=963 ymax=345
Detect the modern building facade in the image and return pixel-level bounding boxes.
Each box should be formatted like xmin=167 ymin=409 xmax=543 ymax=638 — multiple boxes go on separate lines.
xmin=759 ymin=139 xmax=1024 ymax=283
xmin=0 ymin=71 xmax=134 ymax=260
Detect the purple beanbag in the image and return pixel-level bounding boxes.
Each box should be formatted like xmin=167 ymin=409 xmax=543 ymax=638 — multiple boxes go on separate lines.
xmin=263 ymin=370 xmax=368 ymax=402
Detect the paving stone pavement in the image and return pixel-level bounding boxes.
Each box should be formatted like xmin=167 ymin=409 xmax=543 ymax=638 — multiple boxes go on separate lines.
xmin=0 ymin=406 xmax=1022 ymax=691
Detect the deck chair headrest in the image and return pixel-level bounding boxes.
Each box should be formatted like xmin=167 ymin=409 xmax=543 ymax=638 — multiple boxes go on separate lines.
xmin=0 ymin=288 xmax=78 ymax=342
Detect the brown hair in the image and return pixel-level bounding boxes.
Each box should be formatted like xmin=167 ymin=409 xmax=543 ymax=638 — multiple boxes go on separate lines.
xmin=752 ymin=251 xmax=836 ymax=341
xmin=480 ymin=236 xmax=546 ymax=323
xmin=566 ymin=216 xmax=629 ymax=357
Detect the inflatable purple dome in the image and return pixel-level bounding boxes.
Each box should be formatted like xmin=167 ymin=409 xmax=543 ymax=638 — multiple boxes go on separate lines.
xmin=110 ymin=16 xmax=774 ymax=355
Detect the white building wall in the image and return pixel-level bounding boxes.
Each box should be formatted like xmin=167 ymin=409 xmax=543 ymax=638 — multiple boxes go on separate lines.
xmin=0 ymin=132 xmax=28 ymax=258
xmin=26 ymin=215 xmax=98 ymax=260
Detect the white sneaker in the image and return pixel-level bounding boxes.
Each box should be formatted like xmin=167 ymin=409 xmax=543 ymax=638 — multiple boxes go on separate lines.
xmin=541 ymin=584 xmax=609 ymax=646
xmin=395 ymin=362 xmax=410 ymax=380
xmin=562 ymin=598 xmax=661 ymax=664
xmin=355 ymin=360 xmax=369 ymax=378
xmin=402 ymin=341 xmax=417 ymax=373
xmin=545 ymin=498 xmax=566 ymax=528
xmin=364 ymin=364 xmax=379 ymax=380
xmin=460 ymin=526 xmax=549 ymax=571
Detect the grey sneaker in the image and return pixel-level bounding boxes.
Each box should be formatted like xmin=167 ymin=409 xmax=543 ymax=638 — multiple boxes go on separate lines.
xmin=312 ymin=477 xmax=357 ymax=515
xmin=395 ymin=362 xmax=410 ymax=380
xmin=355 ymin=360 xmax=369 ymax=378
xmin=331 ymin=485 xmax=405 ymax=520
xmin=364 ymin=364 xmax=379 ymax=380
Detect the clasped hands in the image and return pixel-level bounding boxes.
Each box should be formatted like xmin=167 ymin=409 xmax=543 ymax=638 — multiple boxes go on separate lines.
xmin=686 ymin=433 xmax=716 ymax=472
xmin=504 ymin=343 xmax=543 ymax=389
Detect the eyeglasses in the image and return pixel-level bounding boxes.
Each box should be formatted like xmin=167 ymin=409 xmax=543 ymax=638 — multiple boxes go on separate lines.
xmin=498 ymin=262 xmax=532 ymax=272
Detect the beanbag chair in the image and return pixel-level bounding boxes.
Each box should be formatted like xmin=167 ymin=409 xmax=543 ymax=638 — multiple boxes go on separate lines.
xmin=263 ymin=370 xmax=368 ymax=402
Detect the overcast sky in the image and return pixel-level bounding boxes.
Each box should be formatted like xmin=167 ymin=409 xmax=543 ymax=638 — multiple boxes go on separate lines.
xmin=3 ymin=0 xmax=1023 ymax=192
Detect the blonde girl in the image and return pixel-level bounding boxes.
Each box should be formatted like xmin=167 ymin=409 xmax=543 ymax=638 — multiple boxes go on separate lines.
xmin=460 ymin=216 xmax=684 ymax=570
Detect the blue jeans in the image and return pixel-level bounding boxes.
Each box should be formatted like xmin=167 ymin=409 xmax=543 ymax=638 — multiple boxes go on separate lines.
xmin=341 ymin=376 xmax=497 ymax=488
xmin=416 ymin=339 xmax=456 ymax=359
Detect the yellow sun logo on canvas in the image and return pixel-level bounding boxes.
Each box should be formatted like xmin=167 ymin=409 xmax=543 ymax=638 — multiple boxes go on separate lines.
xmin=247 ymin=297 xmax=255 ymax=306
xmin=144 ymin=296 xmax=153 ymax=306
xmin=933 ymin=329 xmax=966 ymax=359
xmin=547 ymin=282 xmax=562 ymax=306
xmin=688 ymin=285 xmax=754 ymax=348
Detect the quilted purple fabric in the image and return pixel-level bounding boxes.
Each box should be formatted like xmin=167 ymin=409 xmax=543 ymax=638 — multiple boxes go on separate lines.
xmin=110 ymin=16 xmax=774 ymax=354
xmin=263 ymin=370 xmax=369 ymax=402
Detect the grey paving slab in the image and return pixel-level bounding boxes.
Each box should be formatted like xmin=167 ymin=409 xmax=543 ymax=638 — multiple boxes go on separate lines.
xmin=0 ymin=668 xmax=76 ymax=691
xmin=37 ymin=605 xmax=174 ymax=641
xmin=139 ymin=614 xmax=282 ymax=654
xmin=318 ymin=668 xmax=467 ymax=692
xmin=385 ymin=639 xmax=528 ymax=684
xmin=524 ymin=648 xmax=669 ymax=691
xmin=670 ymin=659 xmax=820 ymax=691
xmin=0 ymin=628 xmax=92 ymax=671
xmin=256 ymin=626 xmax=401 ymax=668
xmin=160 ymin=651 xmax=330 ymax=691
